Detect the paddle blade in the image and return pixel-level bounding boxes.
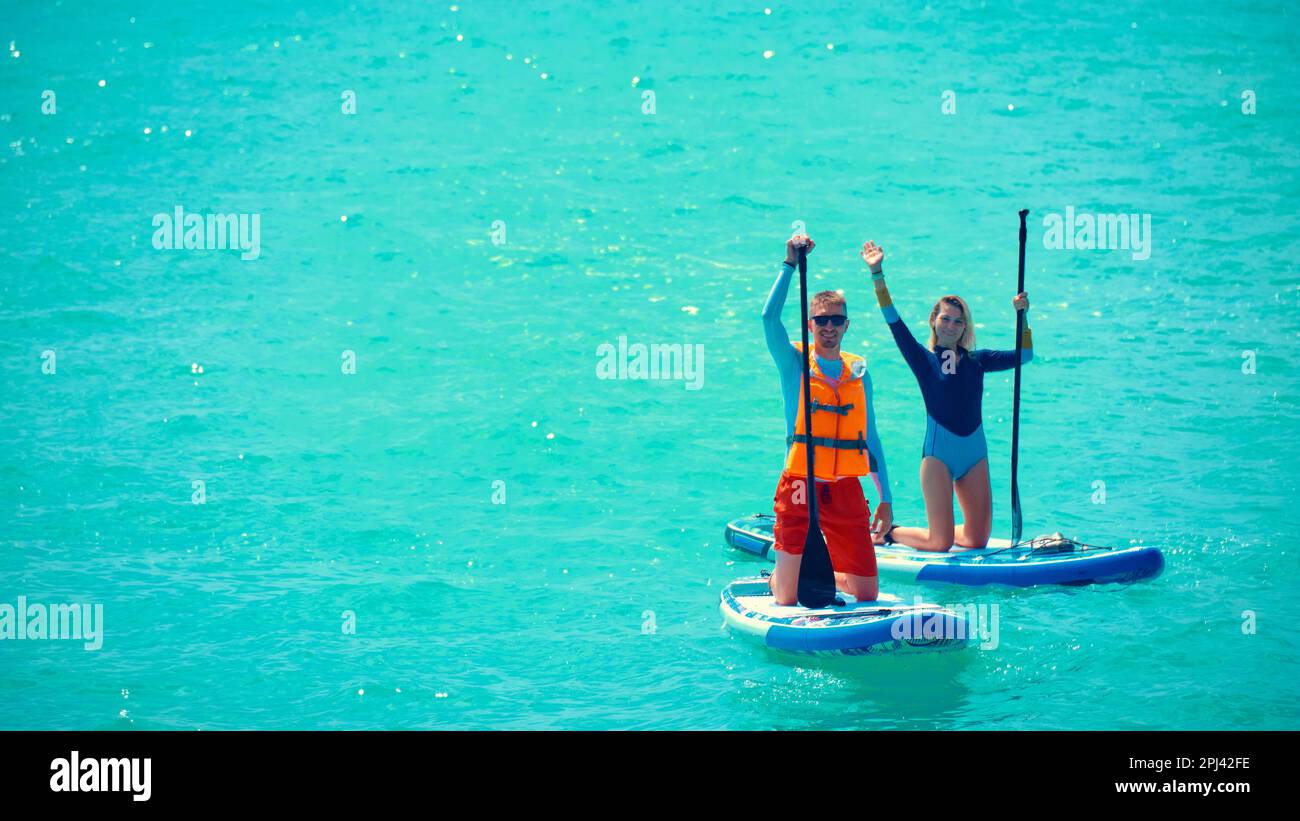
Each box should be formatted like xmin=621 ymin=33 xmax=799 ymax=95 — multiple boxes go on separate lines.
xmin=796 ymin=524 xmax=836 ymax=608
xmin=1011 ymin=481 xmax=1023 ymax=545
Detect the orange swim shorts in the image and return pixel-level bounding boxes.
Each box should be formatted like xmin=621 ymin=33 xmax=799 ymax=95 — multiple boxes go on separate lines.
xmin=772 ymin=471 xmax=878 ymax=578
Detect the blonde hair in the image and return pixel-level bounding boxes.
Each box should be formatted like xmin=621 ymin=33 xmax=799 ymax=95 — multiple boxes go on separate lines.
xmin=811 ymin=290 xmax=846 ymax=315
xmin=928 ymin=294 xmax=975 ymax=350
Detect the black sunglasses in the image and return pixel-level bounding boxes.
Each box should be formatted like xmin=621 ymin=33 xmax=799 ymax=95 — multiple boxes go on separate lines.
xmin=812 ymin=315 xmax=848 ymax=327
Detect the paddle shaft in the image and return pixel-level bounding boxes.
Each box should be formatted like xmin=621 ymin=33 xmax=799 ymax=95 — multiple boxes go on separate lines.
xmin=793 ymin=243 xmax=838 ymax=609
xmin=797 ymin=246 xmax=818 ymax=522
xmin=1011 ymin=209 xmax=1028 ymax=545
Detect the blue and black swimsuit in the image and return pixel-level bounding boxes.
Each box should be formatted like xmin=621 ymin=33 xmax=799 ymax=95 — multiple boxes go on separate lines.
xmin=881 ymin=301 xmax=1033 ymax=480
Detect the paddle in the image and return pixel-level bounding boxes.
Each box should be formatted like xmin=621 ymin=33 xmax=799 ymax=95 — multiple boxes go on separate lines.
xmin=1010 ymin=209 xmax=1028 ymax=545
xmin=794 ymin=244 xmax=837 ymax=608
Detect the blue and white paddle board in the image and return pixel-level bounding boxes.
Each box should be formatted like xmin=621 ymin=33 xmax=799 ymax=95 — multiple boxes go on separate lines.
xmin=725 ymin=514 xmax=1164 ymax=588
xmin=720 ymin=577 xmax=970 ymax=656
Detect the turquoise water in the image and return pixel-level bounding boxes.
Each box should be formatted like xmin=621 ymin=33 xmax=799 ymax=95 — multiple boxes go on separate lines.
xmin=2 ymin=1 xmax=1298 ymax=730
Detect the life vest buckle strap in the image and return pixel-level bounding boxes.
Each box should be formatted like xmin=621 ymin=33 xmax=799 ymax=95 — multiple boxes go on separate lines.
xmin=809 ymin=400 xmax=854 ymax=417
xmin=789 ymin=434 xmax=869 ymax=451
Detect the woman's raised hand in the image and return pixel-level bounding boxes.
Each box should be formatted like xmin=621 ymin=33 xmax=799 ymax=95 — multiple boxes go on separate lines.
xmin=860 ymin=240 xmax=884 ymax=274
xmin=1012 ymin=291 xmax=1029 ymax=312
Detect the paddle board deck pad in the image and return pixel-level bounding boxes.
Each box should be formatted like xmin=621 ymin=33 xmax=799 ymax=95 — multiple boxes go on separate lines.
xmin=725 ymin=514 xmax=1164 ymax=588
xmin=720 ymin=578 xmax=970 ymax=656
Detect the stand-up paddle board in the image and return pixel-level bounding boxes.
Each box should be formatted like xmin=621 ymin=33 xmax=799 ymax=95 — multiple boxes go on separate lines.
xmin=720 ymin=577 xmax=969 ymax=656
xmin=725 ymin=514 xmax=1164 ymax=588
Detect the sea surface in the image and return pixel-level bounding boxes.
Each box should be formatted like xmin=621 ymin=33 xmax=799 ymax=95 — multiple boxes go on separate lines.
xmin=2 ymin=1 xmax=1298 ymax=729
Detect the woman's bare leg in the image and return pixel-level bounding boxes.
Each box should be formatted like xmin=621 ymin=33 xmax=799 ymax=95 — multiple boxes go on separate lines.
xmin=887 ymin=456 xmax=956 ymax=552
xmin=953 ymin=458 xmax=992 ymax=548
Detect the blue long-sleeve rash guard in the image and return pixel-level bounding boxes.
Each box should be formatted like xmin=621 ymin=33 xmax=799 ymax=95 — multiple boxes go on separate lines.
xmin=763 ymin=262 xmax=891 ymax=503
xmin=880 ymin=302 xmax=1033 ymax=436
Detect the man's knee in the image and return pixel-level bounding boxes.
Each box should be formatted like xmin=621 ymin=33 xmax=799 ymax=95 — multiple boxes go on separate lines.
xmin=845 ymin=575 xmax=879 ymax=602
xmin=769 ymin=571 xmax=798 ymax=606
xmin=771 ymin=582 xmax=798 ymax=606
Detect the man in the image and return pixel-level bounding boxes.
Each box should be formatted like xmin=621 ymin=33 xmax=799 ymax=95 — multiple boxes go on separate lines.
xmin=761 ymin=234 xmax=892 ymax=604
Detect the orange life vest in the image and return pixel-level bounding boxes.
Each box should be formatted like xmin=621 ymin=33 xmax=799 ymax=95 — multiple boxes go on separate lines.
xmin=784 ymin=343 xmax=875 ymax=481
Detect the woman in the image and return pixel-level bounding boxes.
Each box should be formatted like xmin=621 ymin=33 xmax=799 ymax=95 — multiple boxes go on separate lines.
xmin=860 ymin=240 xmax=1031 ymax=551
